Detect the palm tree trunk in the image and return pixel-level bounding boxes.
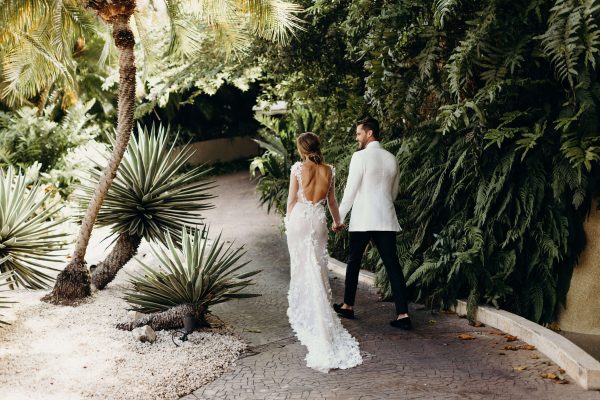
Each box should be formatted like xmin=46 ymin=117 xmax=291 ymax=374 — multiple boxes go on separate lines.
xmin=116 ymin=304 xmax=205 ymax=332
xmin=42 ymin=13 xmax=136 ymax=305
xmin=36 ymin=86 xmax=49 ymax=116
xmin=91 ymin=233 xmax=142 ymax=290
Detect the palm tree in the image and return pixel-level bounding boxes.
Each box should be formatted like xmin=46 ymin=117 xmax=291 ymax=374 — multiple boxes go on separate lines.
xmin=0 ymin=0 xmax=97 ymax=108
xmin=1 ymin=0 xmax=302 ymax=304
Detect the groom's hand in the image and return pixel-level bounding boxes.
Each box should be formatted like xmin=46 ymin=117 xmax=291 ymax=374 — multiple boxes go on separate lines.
xmin=331 ymin=222 xmax=346 ymax=232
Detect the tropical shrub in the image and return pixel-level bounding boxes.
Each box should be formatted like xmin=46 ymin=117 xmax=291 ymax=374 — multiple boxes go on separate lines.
xmin=254 ymin=0 xmax=600 ymax=324
xmin=250 ymin=109 xmax=319 ymax=215
xmin=118 ymin=226 xmax=260 ymax=331
xmin=0 ymin=101 xmax=100 ymax=172
xmin=0 ymin=272 xmax=16 ymax=326
xmin=0 ymin=167 xmax=67 ymax=289
xmin=77 ymin=124 xmax=215 ymax=289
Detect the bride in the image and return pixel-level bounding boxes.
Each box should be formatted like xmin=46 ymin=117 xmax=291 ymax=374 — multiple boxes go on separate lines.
xmin=284 ymin=132 xmax=363 ymax=373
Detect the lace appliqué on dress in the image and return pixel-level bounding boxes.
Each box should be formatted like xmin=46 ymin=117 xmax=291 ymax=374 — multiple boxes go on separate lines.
xmin=284 ymin=162 xmax=362 ymax=373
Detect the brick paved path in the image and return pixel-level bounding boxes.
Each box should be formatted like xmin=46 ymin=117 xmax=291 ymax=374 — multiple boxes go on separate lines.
xmin=180 ymin=172 xmax=600 ymax=400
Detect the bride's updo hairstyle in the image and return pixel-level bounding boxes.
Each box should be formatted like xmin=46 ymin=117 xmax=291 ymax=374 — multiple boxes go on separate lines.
xmin=297 ymin=132 xmax=324 ymax=164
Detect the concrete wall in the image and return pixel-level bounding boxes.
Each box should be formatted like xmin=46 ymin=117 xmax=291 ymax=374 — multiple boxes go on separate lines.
xmin=181 ymin=136 xmax=260 ymax=165
xmin=559 ymin=200 xmax=600 ymax=334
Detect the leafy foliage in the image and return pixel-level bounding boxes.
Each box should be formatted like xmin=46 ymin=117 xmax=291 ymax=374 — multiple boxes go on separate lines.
xmin=0 ymin=0 xmax=98 ymax=107
xmin=254 ymin=0 xmax=600 ymax=324
xmin=0 ymin=167 xmax=68 ymax=289
xmin=0 ymin=100 xmax=100 ymax=172
xmin=249 ymin=108 xmax=319 ymax=215
xmin=124 ymin=226 xmax=260 ymax=314
xmin=77 ymin=124 xmax=215 ymax=244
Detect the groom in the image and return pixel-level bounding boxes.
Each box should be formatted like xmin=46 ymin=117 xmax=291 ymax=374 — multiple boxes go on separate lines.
xmin=332 ymin=116 xmax=411 ymax=330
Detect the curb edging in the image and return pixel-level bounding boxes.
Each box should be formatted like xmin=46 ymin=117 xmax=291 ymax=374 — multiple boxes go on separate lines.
xmin=327 ymin=258 xmax=600 ymax=390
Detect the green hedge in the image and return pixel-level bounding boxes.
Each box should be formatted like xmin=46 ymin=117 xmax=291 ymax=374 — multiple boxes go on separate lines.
xmin=252 ymin=0 xmax=600 ymax=324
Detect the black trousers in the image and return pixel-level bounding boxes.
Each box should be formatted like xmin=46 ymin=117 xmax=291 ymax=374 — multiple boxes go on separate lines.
xmin=344 ymin=231 xmax=409 ymax=315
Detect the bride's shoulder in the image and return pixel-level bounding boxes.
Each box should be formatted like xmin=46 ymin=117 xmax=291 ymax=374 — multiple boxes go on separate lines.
xmin=324 ymin=163 xmax=336 ymax=176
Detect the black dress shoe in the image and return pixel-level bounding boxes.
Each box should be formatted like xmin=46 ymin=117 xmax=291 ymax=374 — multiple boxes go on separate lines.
xmin=333 ymin=303 xmax=355 ymax=319
xmin=390 ymin=316 xmax=412 ymax=330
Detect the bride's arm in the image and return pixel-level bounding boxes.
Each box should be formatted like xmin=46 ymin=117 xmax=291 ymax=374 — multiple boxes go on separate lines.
xmin=327 ymin=174 xmax=342 ymax=225
xmin=286 ymin=170 xmax=299 ymax=215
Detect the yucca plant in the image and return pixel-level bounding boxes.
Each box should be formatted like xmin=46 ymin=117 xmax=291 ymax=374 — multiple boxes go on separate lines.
xmin=77 ymin=124 xmax=215 ymax=290
xmin=0 ymin=167 xmax=67 ymax=289
xmin=117 ymin=226 xmax=260 ymax=331
xmin=0 ymin=272 xmax=17 ymax=326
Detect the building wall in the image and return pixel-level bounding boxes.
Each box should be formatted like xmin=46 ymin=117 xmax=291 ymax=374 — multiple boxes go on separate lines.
xmin=181 ymin=136 xmax=260 ymax=165
xmin=559 ymin=200 xmax=600 ymax=334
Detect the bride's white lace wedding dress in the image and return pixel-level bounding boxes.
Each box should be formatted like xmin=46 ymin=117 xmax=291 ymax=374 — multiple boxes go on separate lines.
xmin=285 ymin=161 xmax=363 ymax=373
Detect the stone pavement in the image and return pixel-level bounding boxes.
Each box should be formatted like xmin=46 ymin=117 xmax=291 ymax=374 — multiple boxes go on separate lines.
xmin=180 ymin=172 xmax=600 ymax=400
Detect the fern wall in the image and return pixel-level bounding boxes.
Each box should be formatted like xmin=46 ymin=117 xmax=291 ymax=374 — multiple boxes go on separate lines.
xmin=253 ymin=0 xmax=600 ymax=324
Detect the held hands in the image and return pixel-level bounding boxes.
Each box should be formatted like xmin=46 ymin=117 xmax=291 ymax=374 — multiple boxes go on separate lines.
xmin=331 ymin=221 xmax=346 ymax=233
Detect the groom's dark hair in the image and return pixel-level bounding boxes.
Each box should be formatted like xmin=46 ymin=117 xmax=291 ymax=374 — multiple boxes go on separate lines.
xmin=356 ymin=116 xmax=380 ymax=140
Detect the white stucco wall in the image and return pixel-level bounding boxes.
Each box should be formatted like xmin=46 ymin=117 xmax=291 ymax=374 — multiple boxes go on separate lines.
xmin=559 ymin=200 xmax=600 ymax=334
xmin=181 ymin=136 xmax=260 ymax=165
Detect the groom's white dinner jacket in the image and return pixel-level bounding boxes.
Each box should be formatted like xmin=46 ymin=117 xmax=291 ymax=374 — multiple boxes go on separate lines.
xmin=338 ymin=141 xmax=401 ymax=232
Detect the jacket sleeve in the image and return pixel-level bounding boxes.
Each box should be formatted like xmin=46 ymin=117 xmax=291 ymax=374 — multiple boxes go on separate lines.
xmin=339 ymin=152 xmax=363 ymax=223
xmin=391 ymin=165 xmax=400 ymax=201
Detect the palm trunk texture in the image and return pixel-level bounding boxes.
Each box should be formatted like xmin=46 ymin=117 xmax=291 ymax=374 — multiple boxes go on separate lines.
xmin=91 ymin=233 xmax=142 ymax=290
xmin=43 ymin=7 xmax=136 ymax=305
xmin=116 ymin=304 xmax=206 ymax=332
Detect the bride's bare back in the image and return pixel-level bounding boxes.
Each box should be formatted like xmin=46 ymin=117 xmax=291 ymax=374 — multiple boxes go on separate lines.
xmin=286 ymin=160 xmax=342 ymax=227
xmin=301 ymin=162 xmax=333 ymax=203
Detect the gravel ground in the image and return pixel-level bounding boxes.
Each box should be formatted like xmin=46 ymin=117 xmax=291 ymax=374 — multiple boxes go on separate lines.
xmin=0 ymin=230 xmax=245 ymax=400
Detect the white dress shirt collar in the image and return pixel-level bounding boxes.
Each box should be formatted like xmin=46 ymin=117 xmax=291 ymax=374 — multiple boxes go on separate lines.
xmin=366 ymin=141 xmax=381 ymax=149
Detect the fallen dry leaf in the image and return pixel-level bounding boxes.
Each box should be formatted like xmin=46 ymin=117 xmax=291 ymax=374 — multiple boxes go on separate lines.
xmin=506 ymin=335 xmax=518 ymax=342
xmin=531 ymin=354 xmax=540 ymax=359
xmin=428 ymin=320 xmax=436 ymax=325
xmin=458 ymin=334 xmax=476 ymax=340
xmin=556 ymin=379 xmax=569 ymax=384
xmin=504 ymin=344 xmax=536 ymax=351
xmin=558 ymin=368 xmax=565 ymax=374
xmin=547 ymin=322 xmax=561 ymax=332
xmin=469 ymin=321 xmax=484 ymax=327
xmin=514 ymin=366 xmax=528 ymax=371
xmin=542 ymin=373 xmax=558 ymax=380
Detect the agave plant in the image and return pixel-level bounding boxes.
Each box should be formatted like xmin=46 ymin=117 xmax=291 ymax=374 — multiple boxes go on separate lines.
xmin=117 ymin=226 xmax=260 ymax=331
xmin=0 ymin=272 xmax=17 ymax=326
xmin=0 ymin=167 xmax=67 ymax=289
xmin=77 ymin=124 xmax=215 ymax=290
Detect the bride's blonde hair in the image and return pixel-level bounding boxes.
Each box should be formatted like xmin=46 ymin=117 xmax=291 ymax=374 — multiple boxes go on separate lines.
xmin=297 ymin=132 xmax=324 ymax=164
